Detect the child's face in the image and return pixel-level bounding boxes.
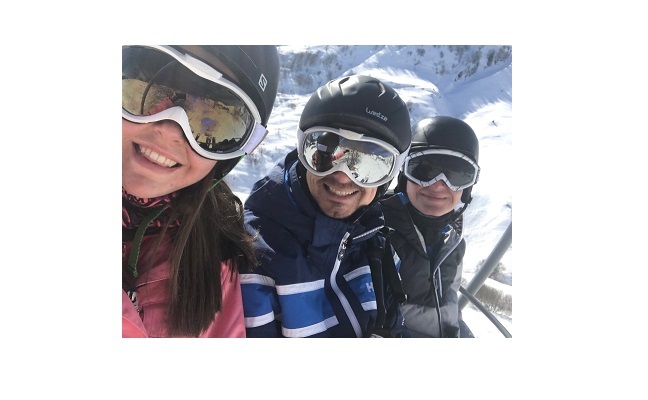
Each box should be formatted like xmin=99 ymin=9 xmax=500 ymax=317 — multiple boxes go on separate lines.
xmin=406 ymin=179 xmax=462 ymax=217
xmin=122 ymin=118 xmax=217 ymax=199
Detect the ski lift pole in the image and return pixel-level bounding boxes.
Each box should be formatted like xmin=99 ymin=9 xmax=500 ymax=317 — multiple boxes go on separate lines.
xmin=459 ymin=286 xmax=512 ymax=337
xmin=459 ymin=221 xmax=512 ymax=310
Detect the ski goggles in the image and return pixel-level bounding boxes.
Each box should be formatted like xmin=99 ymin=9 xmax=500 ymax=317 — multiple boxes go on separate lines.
xmin=402 ymin=148 xmax=480 ymax=191
xmin=122 ymin=45 xmax=266 ymax=161
xmin=297 ymin=126 xmax=408 ymax=188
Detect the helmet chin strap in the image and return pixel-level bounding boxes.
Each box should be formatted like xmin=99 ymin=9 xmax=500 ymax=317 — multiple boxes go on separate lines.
xmin=208 ymin=155 xmax=245 ymax=191
xmin=452 ymin=197 xmax=470 ymax=222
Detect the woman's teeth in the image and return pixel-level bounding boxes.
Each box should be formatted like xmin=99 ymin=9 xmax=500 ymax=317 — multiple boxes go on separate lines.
xmin=138 ymin=145 xmax=178 ymax=168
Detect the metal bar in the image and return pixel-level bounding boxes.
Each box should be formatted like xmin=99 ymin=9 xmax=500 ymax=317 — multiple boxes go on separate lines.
xmin=459 ymin=286 xmax=512 ymax=338
xmin=459 ymin=221 xmax=512 ymax=310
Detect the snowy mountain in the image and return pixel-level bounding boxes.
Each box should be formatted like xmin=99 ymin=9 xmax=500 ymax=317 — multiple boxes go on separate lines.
xmin=225 ymin=45 xmax=513 ymax=337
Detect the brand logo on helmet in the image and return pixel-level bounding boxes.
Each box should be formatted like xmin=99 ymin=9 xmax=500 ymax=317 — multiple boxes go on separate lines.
xmin=258 ymin=74 xmax=267 ymax=92
xmin=366 ymin=108 xmax=388 ymax=121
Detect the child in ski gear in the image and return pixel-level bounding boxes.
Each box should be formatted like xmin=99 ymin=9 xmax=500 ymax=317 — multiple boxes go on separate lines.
xmin=380 ymin=116 xmax=480 ymax=338
xmin=122 ymin=45 xmax=279 ymax=337
xmin=241 ymin=75 xmax=412 ymax=337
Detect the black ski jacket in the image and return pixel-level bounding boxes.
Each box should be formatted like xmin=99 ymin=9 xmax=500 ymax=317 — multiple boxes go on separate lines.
xmin=380 ymin=192 xmax=466 ymax=337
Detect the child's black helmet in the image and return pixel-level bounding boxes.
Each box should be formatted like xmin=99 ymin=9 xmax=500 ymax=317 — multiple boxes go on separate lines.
xmin=397 ymin=116 xmax=480 ymax=205
xmin=411 ymin=116 xmax=479 ymax=163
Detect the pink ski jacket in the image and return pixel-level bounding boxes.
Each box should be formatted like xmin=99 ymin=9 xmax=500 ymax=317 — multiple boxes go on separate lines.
xmin=122 ymin=237 xmax=246 ymax=338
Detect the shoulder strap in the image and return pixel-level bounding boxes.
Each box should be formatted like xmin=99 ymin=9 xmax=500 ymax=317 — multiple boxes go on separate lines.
xmin=364 ymin=227 xmax=408 ymax=337
xmin=127 ymin=205 xmax=169 ymax=278
xmin=366 ymin=238 xmax=386 ymax=329
xmin=380 ymin=226 xmax=407 ymax=305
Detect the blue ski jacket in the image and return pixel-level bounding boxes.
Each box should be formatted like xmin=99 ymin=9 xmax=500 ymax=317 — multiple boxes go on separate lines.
xmin=241 ymin=150 xmax=406 ymax=338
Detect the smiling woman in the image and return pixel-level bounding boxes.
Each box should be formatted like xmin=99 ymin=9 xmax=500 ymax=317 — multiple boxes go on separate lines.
xmin=121 ymin=45 xmax=280 ymax=338
xmin=122 ymin=118 xmax=217 ymax=198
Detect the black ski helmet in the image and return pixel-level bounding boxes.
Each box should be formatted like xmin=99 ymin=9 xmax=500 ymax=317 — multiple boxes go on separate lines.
xmin=397 ymin=116 xmax=480 ymax=204
xmin=299 ymin=75 xmax=411 ymax=154
xmin=298 ymin=75 xmax=412 ymax=200
xmin=171 ymin=45 xmax=279 ymax=126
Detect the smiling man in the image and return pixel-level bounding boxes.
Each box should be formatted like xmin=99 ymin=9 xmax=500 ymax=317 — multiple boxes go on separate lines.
xmin=241 ymin=75 xmax=412 ymax=338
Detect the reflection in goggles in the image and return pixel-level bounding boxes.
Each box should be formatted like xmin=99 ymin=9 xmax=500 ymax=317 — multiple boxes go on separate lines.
xmin=122 ymin=46 xmax=258 ymax=156
xmin=404 ymin=149 xmax=479 ymax=191
xmin=123 ymin=79 xmax=254 ymax=153
xmin=301 ymin=130 xmax=397 ymax=186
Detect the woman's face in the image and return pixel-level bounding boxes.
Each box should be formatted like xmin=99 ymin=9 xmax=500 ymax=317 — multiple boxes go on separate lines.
xmin=406 ymin=179 xmax=463 ymax=217
xmin=122 ymin=119 xmax=216 ymax=199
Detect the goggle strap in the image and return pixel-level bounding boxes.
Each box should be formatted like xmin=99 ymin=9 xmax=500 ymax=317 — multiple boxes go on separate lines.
xmin=146 ymin=45 xmax=261 ymax=122
xmin=405 ymin=148 xmax=480 ymax=172
xmin=394 ymin=148 xmax=409 ymax=175
xmin=241 ymin=124 xmax=268 ymax=155
xmin=178 ymin=51 xmax=224 ymax=82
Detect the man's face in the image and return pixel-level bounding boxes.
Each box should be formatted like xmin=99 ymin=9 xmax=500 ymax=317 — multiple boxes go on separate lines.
xmin=306 ymin=170 xmax=377 ymax=219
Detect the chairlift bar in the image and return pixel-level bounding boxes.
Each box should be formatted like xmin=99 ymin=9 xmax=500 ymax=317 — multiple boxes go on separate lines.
xmin=459 ymin=221 xmax=512 ymax=310
xmin=459 ymin=286 xmax=512 ymax=338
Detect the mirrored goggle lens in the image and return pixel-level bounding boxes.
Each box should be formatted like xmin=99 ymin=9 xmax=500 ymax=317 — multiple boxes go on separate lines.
xmin=302 ymin=130 xmax=395 ymax=185
xmin=122 ymin=46 xmax=256 ymax=154
xmin=405 ymin=152 xmax=477 ymax=189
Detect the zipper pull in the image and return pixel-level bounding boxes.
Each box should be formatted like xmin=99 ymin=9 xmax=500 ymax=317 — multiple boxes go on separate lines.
xmin=338 ymin=239 xmax=347 ymax=260
xmin=337 ymin=233 xmax=351 ymax=260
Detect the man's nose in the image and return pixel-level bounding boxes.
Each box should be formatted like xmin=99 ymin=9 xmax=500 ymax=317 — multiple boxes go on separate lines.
xmin=330 ymin=171 xmax=354 ymax=184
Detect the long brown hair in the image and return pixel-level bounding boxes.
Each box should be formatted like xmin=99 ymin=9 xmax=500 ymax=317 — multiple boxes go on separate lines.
xmin=155 ymin=167 xmax=257 ymax=337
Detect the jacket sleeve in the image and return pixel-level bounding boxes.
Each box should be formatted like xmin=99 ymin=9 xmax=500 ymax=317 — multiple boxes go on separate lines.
xmin=122 ymin=289 xmax=148 ymax=338
xmin=451 ymin=258 xmax=475 ymax=337
xmin=240 ymin=268 xmax=282 ymax=337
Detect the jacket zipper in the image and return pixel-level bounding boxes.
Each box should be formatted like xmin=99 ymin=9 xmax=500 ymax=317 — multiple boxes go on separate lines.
xmin=331 ymin=232 xmax=363 ymax=338
xmin=432 ymin=229 xmax=463 ymax=295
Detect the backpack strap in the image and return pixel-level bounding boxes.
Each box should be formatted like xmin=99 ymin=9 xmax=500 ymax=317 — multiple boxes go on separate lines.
xmin=366 ymin=240 xmax=386 ymax=329
xmin=127 ymin=205 xmax=169 ymax=278
xmin=365 ymin=227 xmax=408 ymax=337
xmin=380 ymin=226 xmax=407 ymax=305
